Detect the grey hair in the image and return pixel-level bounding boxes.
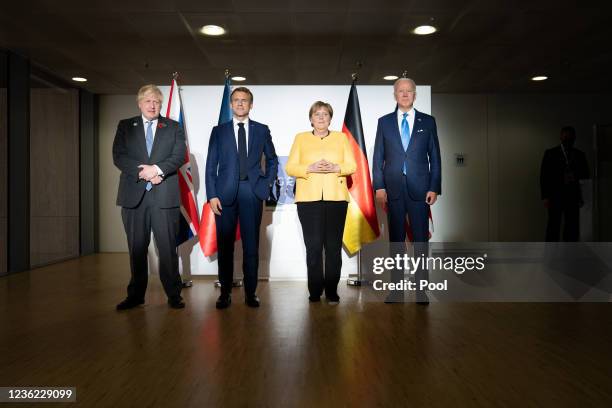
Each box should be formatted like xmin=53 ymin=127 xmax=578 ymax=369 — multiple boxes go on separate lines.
xmin=393 ymin=78 xmax=417 ymax=92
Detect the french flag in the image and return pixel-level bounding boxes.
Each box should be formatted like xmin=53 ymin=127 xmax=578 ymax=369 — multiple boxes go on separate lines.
xmin=199 ymin=77 xmax=241 ymax=256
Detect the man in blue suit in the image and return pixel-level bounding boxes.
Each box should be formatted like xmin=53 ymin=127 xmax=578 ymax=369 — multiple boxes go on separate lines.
xmin=372 ymin=78 xmax=441 ymax=305
xmin=205 ymin=87 xmax=278 ymax=309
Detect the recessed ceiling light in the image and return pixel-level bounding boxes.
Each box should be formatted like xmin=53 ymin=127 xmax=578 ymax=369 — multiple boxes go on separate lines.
xmin=383 ymin=75 xmax=399 ymax=81
xmin=200 ymin=25 xmax=226 ymax=36
xmin=72 ymin=77 xmax=87 ymax=82
xmin=231 ymin=76 xmax=246 ymax=82
xmin=531 ymin=75 xmax=548 ymax=81
xmin=413 ymin=25 xmax=437 ymax=35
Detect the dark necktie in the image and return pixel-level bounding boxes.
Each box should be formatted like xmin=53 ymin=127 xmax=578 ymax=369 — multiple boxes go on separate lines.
xmin=238 ymin=122 xmax=248 ymax=180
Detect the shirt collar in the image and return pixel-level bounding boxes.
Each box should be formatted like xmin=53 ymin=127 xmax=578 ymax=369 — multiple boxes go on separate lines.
xmin=397 ymin=107 xmax=415 ymax=119
xmin=142 ymin=115 xmax=159 ymax=124
xmin=233 ymin=117 xmax=249 ymax=127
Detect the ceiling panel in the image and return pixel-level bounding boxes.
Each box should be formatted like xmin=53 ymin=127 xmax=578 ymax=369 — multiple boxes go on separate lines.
xmin=0 ymin=1 xmax=610 ymax=94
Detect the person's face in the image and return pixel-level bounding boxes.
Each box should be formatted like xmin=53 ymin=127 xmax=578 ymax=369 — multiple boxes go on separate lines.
xmin=560 ymin=130 xmax=576 ymax=148
xmin=231 ymin=91 xmax=253 ymax=119
xmin=394 ymin=81 xmax=416 ymax=111
xmin=138 ymin=92 xmax=161 ymax=120
xmin=310 ymin=107 xmax=331 ymax=132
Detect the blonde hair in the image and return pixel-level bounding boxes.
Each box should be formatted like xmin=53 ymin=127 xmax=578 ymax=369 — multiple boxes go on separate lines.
xmin=137 ymin=84 xmax=163 ymax=103
xmin=308 ymin=101 xmax=333 ymax=124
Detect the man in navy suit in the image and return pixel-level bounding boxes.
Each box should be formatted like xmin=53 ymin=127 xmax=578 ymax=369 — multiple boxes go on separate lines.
xmin=372 ymin=78 xmax=442 ymax=305
xmin=205 ymin=87 xmax=278 ymax=309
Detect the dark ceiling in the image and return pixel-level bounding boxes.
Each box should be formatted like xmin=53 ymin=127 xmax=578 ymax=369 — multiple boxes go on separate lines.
xmin=1 ymin=0 xmax=611 ymax=94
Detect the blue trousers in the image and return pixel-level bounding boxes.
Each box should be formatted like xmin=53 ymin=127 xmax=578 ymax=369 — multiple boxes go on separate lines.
xmin=215 ymin=181 xmax=263 ymax=296
xmin=386 ymin=176 xmax=430 ymax=285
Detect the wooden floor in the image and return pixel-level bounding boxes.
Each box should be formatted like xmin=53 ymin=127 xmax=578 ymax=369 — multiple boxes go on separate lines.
xmin=0 ymin=254 xmax=611 ymax=408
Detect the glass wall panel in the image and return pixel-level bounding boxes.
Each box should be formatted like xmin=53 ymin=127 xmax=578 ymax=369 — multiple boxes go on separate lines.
xmin=0 ymin=51 xmax=7 ymax=275
xmin=29 ymin=68 xmax=79 ymax=266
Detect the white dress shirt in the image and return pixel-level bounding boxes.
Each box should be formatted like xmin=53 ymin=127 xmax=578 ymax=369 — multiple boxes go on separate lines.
xmin=233 ymin=117 xmax=249 ymax=154
xmin=142 ymin=115 xmax=163 ymax=176
xmin=142 ymin=115 xmax=158 ymax=139
xmin=397 ymin=107 xmax=415 ymax=140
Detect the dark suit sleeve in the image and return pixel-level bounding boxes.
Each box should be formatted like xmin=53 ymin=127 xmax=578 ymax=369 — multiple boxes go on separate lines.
xmin=205 ymin=126 xmax=219 ymax=200
xmin=112 ymin=120 xmax=141 ymax=179
xmin=540 ymin=149 xmax=552 ymax=199
xmin=428 ymin=117 xmax=442 ymax=195
xmin=262 ymin=125 xmax=279 ymax=186
xmin=155 ymin=123 xmax=186 ymax=176
xmin=372 ymin=118 xmax=385 ymax=191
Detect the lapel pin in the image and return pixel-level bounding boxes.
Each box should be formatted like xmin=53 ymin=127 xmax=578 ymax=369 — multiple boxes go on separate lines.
xmin=133 ymin=122 xmax=138 ymax=126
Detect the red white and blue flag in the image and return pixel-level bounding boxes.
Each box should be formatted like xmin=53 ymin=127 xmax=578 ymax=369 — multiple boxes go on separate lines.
xmin=199 ymin=77 xmax=241 ymax=256
xmin=166 ymin=77 xmax=201 ymax=246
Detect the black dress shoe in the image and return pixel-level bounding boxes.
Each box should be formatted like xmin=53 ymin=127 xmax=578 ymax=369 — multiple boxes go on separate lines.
xmin=168 ymin=298 xmax=186 ymax=309
xmin=216 ymin=294 xmax=231 ymax=309
xmin=308 ymin=295 xmax=321 ymax=302
xmin=245 ymin=295 xmax=260 ymax=308
xmin=326 ymin=295 xmax=340 ymax=305
xmin=116 ymin=298 xmax=144 ymax=310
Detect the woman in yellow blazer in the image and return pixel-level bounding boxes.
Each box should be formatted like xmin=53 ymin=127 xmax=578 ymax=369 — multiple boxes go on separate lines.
xmin=286 ymin=101 xmax=356 ymax=304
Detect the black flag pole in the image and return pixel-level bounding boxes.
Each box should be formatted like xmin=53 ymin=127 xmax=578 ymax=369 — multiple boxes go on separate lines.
xmin=344 ymin=62 xmax=371 ymax=287
xmin=348 ymin=65 xmax=363 ymax=287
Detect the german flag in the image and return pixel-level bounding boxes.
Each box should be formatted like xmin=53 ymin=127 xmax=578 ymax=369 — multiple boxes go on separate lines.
xmin=342 ymin=83 xmax=380 ymax=254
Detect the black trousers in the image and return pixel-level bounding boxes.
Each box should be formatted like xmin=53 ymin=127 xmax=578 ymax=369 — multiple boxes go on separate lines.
xmin=297 ymin=200 xmax=348 ymax=299
xmin=215 ymin=181 xmax=263 ymax=297
xmin=546 ymin=201 xmax=580 ymax=242
xmin=121 ymin=191 xmax=182 ymax=301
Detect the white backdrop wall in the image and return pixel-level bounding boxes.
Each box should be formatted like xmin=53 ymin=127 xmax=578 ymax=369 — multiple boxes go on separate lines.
xmin=99 ymin=85 xmax=432 ymax=278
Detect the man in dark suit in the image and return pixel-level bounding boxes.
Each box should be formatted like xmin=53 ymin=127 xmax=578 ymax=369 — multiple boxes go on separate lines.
xmin=205 ymin=87 xmax=278 ymax=309
xmin=372 ymin=78 xmax=442 ymax=305
xmin=113 ymin=84 xmax=186 ymax=310
xmin=540 ymin=126 xmax=590 ymax=241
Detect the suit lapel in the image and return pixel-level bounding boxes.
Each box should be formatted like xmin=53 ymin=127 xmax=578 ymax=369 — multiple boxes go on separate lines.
xmin=131 ymin=116 xmax=149 ymax=161
xmin=248 ymin=121 xmax=256 ymax=159
xmin=149 ymin=115 xmax=169 ymax=161
xmin=407 ymin=109 xmax=423 ymax=151
xmin=388 ymin=112 xmax=404 ymax=151
xmin=226 ymin=121 xmax=238 ymax=155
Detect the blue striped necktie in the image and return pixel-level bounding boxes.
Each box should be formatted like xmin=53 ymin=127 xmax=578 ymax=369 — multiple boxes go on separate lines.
xmin=401 ymin=112 xmax=410 ymax=174
xmin=145 ymin=121 xmax=153 ymax=191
